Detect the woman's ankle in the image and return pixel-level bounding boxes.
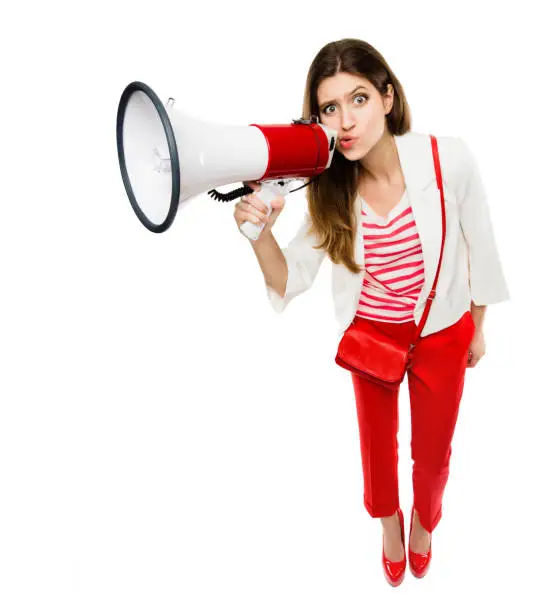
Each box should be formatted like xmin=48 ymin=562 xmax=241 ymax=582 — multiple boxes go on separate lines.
xmin=380 ymin=509 xmax=400 ymax=530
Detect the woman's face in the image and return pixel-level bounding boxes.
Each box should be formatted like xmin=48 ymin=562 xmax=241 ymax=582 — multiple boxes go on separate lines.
xmin=316 ymin=72 xmax=393 ymax=159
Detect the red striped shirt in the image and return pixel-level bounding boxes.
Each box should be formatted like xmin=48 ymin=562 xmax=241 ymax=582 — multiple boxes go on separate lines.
xmin=355 ymin=190 xmax=425 ymax=323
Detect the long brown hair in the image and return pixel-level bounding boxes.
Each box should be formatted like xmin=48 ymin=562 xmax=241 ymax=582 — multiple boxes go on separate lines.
xmin=301 ymin=38 xmax=412 ymax=273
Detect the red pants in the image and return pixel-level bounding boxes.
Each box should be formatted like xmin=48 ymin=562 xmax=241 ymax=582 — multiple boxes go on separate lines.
xmin=350 ymin=310 xmax=475 ymax=533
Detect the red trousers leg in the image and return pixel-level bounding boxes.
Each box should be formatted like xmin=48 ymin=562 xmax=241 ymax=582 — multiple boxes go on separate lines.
xmin=407 ymin=310 xmax=475 ymax=533
xmin=351 ymin=369 xmax=402 ymax=518
xmin=350 ymin=311 xmax=475 ymax=529
xmin=351 ymin=316 xmax=417 ymax=518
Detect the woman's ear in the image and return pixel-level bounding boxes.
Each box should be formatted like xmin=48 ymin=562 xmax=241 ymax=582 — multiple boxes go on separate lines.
xmin=384 ymin=83 xmax=394 ymax=114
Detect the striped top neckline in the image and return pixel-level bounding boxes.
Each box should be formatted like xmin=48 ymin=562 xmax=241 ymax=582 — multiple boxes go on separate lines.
xmin=359 ymin=188 xmax=408 ymax=224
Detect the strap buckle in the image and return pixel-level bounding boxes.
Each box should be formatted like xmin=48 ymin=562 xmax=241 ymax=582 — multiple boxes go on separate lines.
xmin=426 ymin=289 xmax=437 ymax=302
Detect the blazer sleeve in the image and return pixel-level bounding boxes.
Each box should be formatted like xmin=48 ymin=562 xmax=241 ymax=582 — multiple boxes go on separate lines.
xmin=265 ymin=211 xmax=327 ymax=313
xmin=454 ymin=137 xmax=511 ymax=305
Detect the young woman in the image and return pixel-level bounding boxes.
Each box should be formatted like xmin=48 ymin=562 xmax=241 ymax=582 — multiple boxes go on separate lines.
xmin=234 ymin=38 xmax=509 ymax=586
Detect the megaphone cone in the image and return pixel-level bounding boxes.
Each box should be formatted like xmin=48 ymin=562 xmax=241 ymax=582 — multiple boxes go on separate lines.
xmin=116 ymin=81 xmax=337 ymax=236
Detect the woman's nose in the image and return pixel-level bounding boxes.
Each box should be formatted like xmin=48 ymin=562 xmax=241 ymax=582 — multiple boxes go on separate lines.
xmin=341 ymin=109 xmax=356 ymax=130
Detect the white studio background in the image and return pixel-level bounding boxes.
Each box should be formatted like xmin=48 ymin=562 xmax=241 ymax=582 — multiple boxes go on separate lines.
xmin=1 ymin=1 xmax=556 ymax=610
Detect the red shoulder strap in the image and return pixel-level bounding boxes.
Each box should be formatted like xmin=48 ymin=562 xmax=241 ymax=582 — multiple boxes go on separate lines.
xmin=409 ymin=134 xmax=447 ymax=348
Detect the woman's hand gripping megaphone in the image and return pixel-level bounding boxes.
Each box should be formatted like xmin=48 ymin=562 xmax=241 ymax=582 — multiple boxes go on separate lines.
xmin=234 ymin=180 xmax=288 ymax=241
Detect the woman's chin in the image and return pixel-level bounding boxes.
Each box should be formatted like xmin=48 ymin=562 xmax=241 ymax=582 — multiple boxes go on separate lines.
xmin=339 ymin=147 xmax=361 ymax=159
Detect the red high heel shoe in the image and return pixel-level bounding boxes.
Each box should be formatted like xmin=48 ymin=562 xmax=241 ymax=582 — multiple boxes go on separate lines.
xmin=408 ymin=505 xmax=432 ymax=578
xmin=382 ymin=507 xmax=406 ymax=587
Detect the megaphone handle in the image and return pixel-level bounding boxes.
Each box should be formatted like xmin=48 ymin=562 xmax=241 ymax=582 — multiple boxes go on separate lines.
xmin=239 ymin=182 xmax=289 ymax=242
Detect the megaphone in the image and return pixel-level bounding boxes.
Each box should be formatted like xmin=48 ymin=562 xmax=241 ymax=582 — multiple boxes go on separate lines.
xmin=116 ymin=81 xmax=338 ymax=239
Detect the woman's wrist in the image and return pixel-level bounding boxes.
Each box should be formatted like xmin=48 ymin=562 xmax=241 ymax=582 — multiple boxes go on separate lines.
xmin=470 ymin=301 xmax=486 ymax=333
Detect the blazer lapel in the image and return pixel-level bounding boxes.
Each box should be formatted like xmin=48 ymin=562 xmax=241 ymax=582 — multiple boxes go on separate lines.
xmin=394 ymin=132 xmax=443 ymax=304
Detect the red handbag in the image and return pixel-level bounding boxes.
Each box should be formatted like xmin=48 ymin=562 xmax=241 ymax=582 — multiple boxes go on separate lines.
xmin=335 ymin=135 xmax=447 ymax=389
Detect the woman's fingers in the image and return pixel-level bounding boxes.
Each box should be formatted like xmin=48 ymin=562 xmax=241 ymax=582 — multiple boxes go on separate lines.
xmin=235 ymin=183 xmax=286 ymax=235
xmin=235 ymin=196 xmax=268 ymax=224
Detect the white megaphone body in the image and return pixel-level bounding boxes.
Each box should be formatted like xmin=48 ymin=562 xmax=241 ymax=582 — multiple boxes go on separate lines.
xmin=116 ymin=81 xmax=338 ymax=239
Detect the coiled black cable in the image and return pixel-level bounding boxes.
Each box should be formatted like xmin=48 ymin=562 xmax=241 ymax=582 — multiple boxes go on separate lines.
xmin=207 ymin=175 xmax=317 ymax=202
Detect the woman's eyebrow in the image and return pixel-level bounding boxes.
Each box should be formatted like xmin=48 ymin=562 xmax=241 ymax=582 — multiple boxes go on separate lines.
xmin=319 ymin=86 xmax=368 ymax=108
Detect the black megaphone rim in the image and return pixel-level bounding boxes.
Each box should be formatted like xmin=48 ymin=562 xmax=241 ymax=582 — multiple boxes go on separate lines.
xmin=116 ymin=81 xmax=180 ymax=233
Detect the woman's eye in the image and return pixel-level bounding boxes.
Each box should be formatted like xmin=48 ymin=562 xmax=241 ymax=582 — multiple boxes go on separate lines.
xmin=322 ymin=94 xmax=368 ymax=115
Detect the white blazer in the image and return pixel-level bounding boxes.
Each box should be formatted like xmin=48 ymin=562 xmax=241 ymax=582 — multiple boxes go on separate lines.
xmin=265 ymin=131 xmax=510 ymax=338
